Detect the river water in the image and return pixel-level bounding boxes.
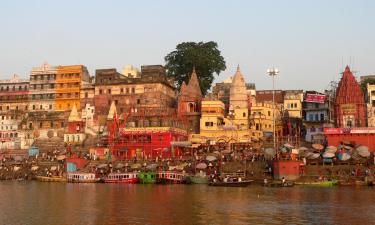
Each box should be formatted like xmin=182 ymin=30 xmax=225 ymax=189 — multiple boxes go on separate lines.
xmin=0 ymin=181 xmax=373 ymax=225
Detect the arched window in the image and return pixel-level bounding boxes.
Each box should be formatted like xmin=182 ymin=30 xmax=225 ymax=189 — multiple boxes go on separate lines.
xmin=188 ymin=103 xmax=194 ymax=112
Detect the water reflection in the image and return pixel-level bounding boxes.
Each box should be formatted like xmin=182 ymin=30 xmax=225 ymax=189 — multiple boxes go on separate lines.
xmin=0 ymin=182 xmax=373 ymax=225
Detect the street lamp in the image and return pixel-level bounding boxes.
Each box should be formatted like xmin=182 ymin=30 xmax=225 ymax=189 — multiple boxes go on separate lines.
xmin=267 ymin=68 xmax=279 ymax=153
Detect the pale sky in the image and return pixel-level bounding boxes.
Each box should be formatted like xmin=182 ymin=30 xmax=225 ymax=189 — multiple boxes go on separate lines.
xmin=0 ymin=0 xmax=374 ymax=91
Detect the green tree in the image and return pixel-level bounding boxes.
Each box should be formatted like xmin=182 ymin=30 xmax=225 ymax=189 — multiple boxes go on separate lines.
xmin=164 ymin=41 xmax=226 ymax=95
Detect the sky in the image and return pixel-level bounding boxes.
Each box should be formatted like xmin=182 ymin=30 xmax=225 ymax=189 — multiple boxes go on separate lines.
xmin=0 ymin=0 xmax=374 ymax=91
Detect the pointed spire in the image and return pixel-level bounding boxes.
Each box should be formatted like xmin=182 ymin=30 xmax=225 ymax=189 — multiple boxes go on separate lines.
xmin=345 ymin=65 xmax=350 ymax=72
xmin=236 ymin=64 xmax=241 ymax=72
xmin=107 ymin=101 xmax=117 ymax=120
xmin=68 ymin=104 xmax=81 ymax=122
xmin=180 ymin=81 xmax=187 ymax=94
xmin=186 ymin=67 xmax=202 ymax=98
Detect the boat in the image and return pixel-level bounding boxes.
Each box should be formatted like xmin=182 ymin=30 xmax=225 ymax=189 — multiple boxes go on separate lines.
xmin=264 ymin=181 xmax=294 ymax=187
xmin=103 ymin=172 xmax=139 ymax=183
xmin=35 ymin=175 xmax=67 ymax=182
xmin=209 ymin=176 xmax=253 ymax=187
xmin=295 ymin=180 xmax=338 ymax=187
xmin=138 ymin=172 xmax=156 ymax=184
xmin=67 ymin=172 xmax=101 ymax=183
xmin=188 ymin=173 xmax=209 ymax=184
xmin=156 ymin=171 xmax=189 ymax=184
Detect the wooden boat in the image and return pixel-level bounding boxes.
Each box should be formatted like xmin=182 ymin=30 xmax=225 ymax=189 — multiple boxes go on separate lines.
xmin=295 ymin=180 xmax=338 ymax=187
xmin=209 ymin=179 xmax=253 ymax=187
xmin=264 ymin=181 xmax=294 ymax=187
xmin=103 ymin=172 xmax=139 ymax=183
xmin=156 ymin=171 xmax=189 ymax=184
xmin=35 ymin=175 xmax=67 ymax=182
xmin=209 ymin=176 xmax=253 ymax=187
xmin=67 ymin=172 xmax=101 ymax=183
xmin=188 ymin=174 xmax=209 ymax=184
xmin=138 ymin=172 xmax=156 ymax=184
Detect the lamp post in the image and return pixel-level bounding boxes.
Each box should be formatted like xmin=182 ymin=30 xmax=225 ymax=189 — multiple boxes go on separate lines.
xmin=267 ymin=68 xmax=279 ymax=152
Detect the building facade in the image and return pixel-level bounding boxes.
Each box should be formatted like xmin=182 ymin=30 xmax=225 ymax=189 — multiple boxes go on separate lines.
xmin=334 ymin=66 xmax=366 ymax=127
xmin=0 ymin=74 xmax=29 ymax=149
xmin=366 ymin=83 xmax=375 ymax=127
xmin=29 ymin=64 xmax=57 ymax=111
xmin=55 ymin=65 xmax=90 ymax=111
xmin=302 ymin=91 xmax=334 ymax=143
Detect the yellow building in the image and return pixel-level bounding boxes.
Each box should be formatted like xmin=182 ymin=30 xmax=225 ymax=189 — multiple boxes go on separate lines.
xmin=250 ymin=102 xmax=282 ymax=139
xmin=283 ymin=90 xmax=303 ymax=118
xmin=366 ymin=83 xmax=375 ymax=127
xmin=198 ymin=99 xmax=252 ymax=143
xmin=55 ymin=65 xmax=90 ymax=111
xmin=197 ymin=66 xmax=253 ymax=143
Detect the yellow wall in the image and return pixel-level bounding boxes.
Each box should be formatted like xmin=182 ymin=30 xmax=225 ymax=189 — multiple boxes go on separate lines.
xmin=55 ymin=65 xmax=89 ymax=111
xmin=197 ymin=100 xmax=253 ymax=143
xmin=250 ymin=102 xmax=282 ymax=139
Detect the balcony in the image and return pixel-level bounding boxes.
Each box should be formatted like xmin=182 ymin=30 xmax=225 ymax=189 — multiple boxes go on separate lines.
xmin=55 ymin=78 xmax=81 ymax=83
xmin=55 ymin=87 xmax=80 ymax=93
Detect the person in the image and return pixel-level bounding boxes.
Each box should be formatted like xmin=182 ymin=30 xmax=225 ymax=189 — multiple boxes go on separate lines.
xmin=264 ymin=178 xmax=268 ymax=185
xmin=282 ymin=177 xmax=286 ymax=184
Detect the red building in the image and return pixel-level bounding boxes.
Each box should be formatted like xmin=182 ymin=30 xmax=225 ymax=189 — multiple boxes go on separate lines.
xmin=324 ymin=127 xmax=375 ymax=152
xmin=112 ymin=127 xmax=188 ymax=159
xmin=334 ymin=66 xmax=366 ymax=127
xmin=273 ymin=160 xmax=302 ymax=180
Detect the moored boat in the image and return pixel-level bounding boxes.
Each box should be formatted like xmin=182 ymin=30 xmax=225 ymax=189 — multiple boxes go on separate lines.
xmin=209 ymin=177 xmax=253 ymax=187
xmin=35 ymin=175 xmax=67 ymax=182
xmin=295 ymin=180 xmax=338 ymax=187
xmin=67 ymin=172 xmax=100 ymax=183
xmin=188 ymin=174 xmax=209 ymax=184
xmin=138 ymin=172 xmax=156 ymax=184
xmin=156 ymin=171 xmax=189 ymax=184
xmin=103 ymin=172 xmax=139 ymax=183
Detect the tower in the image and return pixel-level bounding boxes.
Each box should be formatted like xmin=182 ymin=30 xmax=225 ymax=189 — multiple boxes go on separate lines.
xmin=229 ymin=65 xmax=249 ymax=128
xmin=177 ymin=68 xmax=202 ymax=133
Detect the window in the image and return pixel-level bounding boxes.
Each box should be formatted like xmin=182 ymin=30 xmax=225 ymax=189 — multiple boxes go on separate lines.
xmin=32 ymin=105 xmax=35 ymax=110
xmin=115 ymin=100 xmax=118 ymax=105
xmin=309 ymin=114 xmax=313 ymax=121
xmin=126 ymin=88 xmax=129 ymax=94
xmin=40 ymin=105 xmax=43 ymax=110
xmin=39 ymin=122 xmax=43 ymax=128
xmin=294 ymin=103 xmax=297 ymax=108
xmin=131 ymin=87 xmax=135 ymax=93
xmin=205 ymin=122 xmax=214 ymax=127
xmin=243 ymin=112 xmax=246 ymax=117
xmin=120 ymin=88 xmax=124 ymax=93
xmin=268 ymin=111 xmax=271 ymax=116
xmin=315 ymin=114 xmax=319 ymax=121
xmin=49 ymin=105 xmax=52 ymax=110
xmin=99 ymin=89 xmax=103 ymax=94
xmin=320 ymin=113 xmax=324 ymax=121
xmin=137 ymin=99 xmax=141 ymax=104
xmin=108 ymin=89 xmax=111 ymax=94
xmin=6 ymin=106 xmax=9 ymax=110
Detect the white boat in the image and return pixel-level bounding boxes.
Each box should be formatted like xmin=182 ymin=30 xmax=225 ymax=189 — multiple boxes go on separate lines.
xmin=67 ymin=172 xmax=100 ymax=183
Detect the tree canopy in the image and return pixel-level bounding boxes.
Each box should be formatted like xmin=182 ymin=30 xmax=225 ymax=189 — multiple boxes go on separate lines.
xmin=164 ymin=41 xmax=226 ymax=95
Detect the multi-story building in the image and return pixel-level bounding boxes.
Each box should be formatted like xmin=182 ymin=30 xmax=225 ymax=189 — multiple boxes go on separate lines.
xmin=80 ymin=80 xmax=95 ymax=111
xmin=250 ymin=102 xmax=282 ymax=139
xmin=95 ymin=65 xmax=177 ymax=127
xmin=197 ymin=67 xmax=253 ymax=143
xmin=0 ymin=74 xmax=29 ymax=149
xmin=29 ymin=64 xmax=57 ymax=111
xmin=55 ymin=65 xmax=90 ymax=111
xmin=365 ymin=83 xmax=375 ymax=127
xmin=302 ymin=91 xmax=334 ymax=143
xmin=283 ymin=90 xmax=304 ymax=119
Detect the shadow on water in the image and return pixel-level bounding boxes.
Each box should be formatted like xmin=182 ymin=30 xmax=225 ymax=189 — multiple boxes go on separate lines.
xmin=0 ymin=181 xmax=374 ymax=225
